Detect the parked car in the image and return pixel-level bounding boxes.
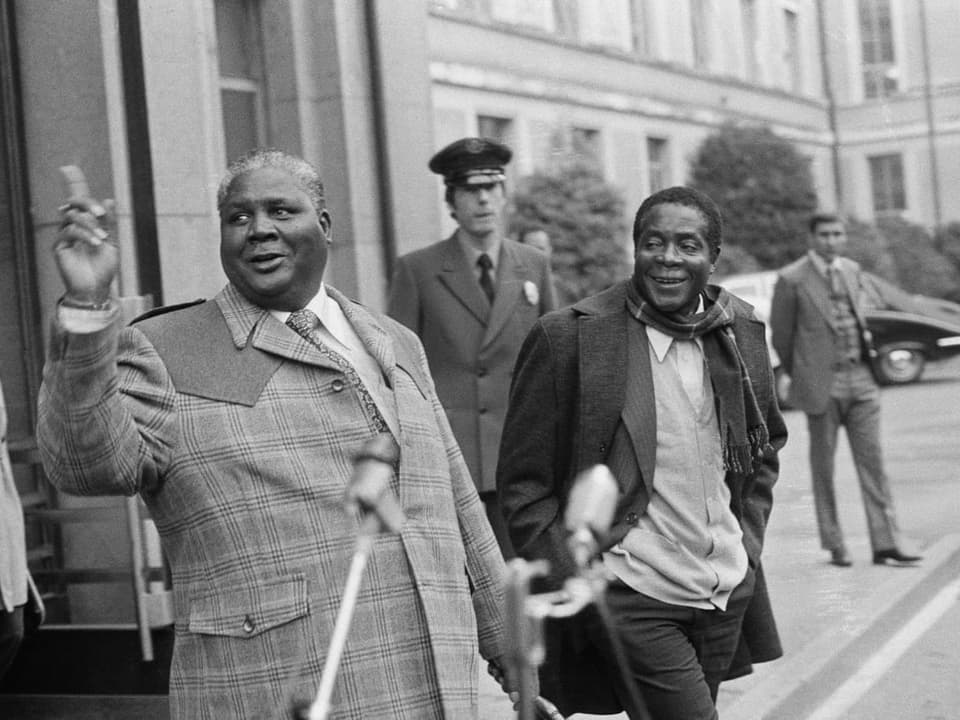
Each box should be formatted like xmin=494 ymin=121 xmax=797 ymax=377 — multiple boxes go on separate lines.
xmin=717 ymin=270 xmax=960 ymax=385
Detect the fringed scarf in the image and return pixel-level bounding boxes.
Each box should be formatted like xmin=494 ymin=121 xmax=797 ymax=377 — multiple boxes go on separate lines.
xmin=625 ymin=282 xmax=770 ymax=474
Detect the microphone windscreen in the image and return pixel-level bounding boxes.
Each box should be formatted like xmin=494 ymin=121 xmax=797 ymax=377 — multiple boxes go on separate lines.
xmin=347 ymin=435 xmax=404 ymax=533
xmin=564 ymin=464 xmax=618 ymax=537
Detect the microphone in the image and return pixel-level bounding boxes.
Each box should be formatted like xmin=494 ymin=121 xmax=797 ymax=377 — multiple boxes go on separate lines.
xmin=345 ymin=434 xmax=404 ymax=533
xmin=564 ymin=465 xmax=618 ymax=569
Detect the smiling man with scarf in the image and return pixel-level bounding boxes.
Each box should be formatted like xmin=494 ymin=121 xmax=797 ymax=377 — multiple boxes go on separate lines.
xmin=497 ymin=186 xmax=788 ymax=719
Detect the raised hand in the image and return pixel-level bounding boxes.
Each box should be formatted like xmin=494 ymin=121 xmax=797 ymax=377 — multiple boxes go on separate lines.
xmin=54 ymin=166 xmax=119 ymax=306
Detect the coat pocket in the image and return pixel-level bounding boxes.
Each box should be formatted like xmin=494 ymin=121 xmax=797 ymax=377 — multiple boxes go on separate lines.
xmin=188 ymin=573 xmax=309 ymax=638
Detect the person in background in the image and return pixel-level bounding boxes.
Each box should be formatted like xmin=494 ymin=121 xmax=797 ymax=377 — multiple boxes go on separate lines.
xmin=0 ymin=379 xmax=28 ymax=680
xmin=388 ymin=137 xmax=556 ymax=558
xmin=38 ymin=148 xmax=521 ymax=718
xmin=498 ymin=186 xmax=787 ymax=719
xmin=770 ymin=212 xmax=922 ymax=568
xmin=519 ymin=227 xmax=552 ymax=258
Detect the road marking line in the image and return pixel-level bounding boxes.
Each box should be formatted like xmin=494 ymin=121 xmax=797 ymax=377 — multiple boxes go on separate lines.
xmin=807 ymin=577 xmax=960 ymax=720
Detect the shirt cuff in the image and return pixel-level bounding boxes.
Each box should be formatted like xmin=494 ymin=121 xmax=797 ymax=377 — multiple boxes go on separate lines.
xmin=57 ymin=301 xmax=120 ymax=333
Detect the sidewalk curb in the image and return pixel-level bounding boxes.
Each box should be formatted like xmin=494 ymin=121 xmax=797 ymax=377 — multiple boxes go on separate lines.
xmin=722 ymin=533 xmax=960 ymax=720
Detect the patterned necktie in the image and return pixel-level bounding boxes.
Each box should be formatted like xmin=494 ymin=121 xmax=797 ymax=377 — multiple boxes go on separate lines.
xmin=285 ymin=308 xmax=388 ymax=433
xmin=477 ymin=253 xmax=495 ymax=304
xmin=827 ymin=265 xmax=842 ymax=296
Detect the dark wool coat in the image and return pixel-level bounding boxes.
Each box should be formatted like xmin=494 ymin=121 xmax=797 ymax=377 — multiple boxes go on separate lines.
xmin=497 ymin=281 xmax=787 ymax=715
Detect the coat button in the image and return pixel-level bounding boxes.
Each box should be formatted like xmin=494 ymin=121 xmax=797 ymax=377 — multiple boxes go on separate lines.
xmin=242 ymin=615 xmax=255 ymax=634
xmin=478 ymin=406 xmax=487 ymax=414
xmin=599 ymin=443 xmax=607 ymax=454
xmin=477 ymin=367 xmax=487 ymax=377
xmin=331 ymin=379 xmax=345 ymax=392
xmin=625 ymin=512 xmax=639 ymax=525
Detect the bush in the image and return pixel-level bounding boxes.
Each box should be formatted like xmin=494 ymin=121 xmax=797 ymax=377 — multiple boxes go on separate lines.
xmin=879 ymin=217 xmax=960 ymax=302
xmin=509 ymin=162 xmax=631 ymax=305
xmin=688 ymin=123 xmax=818 ymax=270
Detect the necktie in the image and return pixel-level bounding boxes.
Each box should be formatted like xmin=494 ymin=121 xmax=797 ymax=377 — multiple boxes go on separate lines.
xmin=285 ymin=308 xmax=388 ymax=434
xmin=827 ymin=266 xmax=841 ymax=296
xmin=477 ymin=253 xmax=495 ymax=304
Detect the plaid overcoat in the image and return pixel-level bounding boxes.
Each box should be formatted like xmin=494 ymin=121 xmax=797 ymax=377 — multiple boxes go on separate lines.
xmin=38 ymin=283 xmax=507 ymax=719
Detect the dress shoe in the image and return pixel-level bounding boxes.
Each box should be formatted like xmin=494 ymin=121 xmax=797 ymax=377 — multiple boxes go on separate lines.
xmin=829 ymin=548 xmax=853 ymax=567
xmin=873 ymin=549 xmax=922 ymax=565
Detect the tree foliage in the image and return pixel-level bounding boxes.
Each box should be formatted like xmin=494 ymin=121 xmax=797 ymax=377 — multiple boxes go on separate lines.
xmin=508 ymin=162 xmax=631 ymax=305
xmin=688 ymin=123 xmax=818 ymax=270
xmin=847 ymin=216 xmax=960 ymax=302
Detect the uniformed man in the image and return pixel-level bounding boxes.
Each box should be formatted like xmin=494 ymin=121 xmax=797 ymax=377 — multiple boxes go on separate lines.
xmin=388 ymin=137 xmax=557 ymax=557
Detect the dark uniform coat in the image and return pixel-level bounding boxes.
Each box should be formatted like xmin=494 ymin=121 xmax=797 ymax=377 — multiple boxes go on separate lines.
xmin=388 ymin=234 xmax=556 ymax=493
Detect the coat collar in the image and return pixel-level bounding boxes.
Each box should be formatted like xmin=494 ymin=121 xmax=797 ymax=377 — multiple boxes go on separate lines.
xmin=436 ymin=234 xmax=537 ymax=348
xmin=214 ymin=283 xmax=399 ymax=376
xmin=796 ymin=255 xmax=839 ymax=329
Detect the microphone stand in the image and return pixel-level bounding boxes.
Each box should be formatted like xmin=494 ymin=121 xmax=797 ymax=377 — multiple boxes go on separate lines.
xmin=298 ymin=435 xmax=403 ymax=720
xmin=505 ymin=556 xmax=652 ymax=720
xmin=307 ymin=513 xmax=382 ymax=720
xmin=505 ymin=558 xmax=604 ymax=720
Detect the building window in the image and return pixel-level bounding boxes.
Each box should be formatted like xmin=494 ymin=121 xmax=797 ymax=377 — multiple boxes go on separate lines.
xmin=571 ymin=127 xmax=601 ymax=168
xmin=783 ymin=8 xmax=802 ymax=92
xmin=690 ymin=0 xmax=711 ymax=70
xmin=490 ymin=0 xmax=557 ymax=33
xmin=647 ymin=137 xmax=670 ymax=192
xmin=578 ymin=0 xmax=633 ymax=52
xmin=740 ymin=0 xmax=759 ymax=82
xmin=868 ymin=154 xmax=906 ymax=213
xmin=477 ymin=115 xmax=513 ymax=145
xmin=215 ymin=0 xmax=266 ymax=163
xmin=859 ymin=0 xmax=897 ymax=98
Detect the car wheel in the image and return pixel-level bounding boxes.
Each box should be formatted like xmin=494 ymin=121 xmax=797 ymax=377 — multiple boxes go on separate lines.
xmin=874 ymin=346 xmax=925 ymax=385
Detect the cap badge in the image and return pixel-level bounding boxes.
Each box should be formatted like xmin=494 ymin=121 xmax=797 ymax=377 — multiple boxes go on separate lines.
xmin=465 ymin=138 xmax=484 ymax=154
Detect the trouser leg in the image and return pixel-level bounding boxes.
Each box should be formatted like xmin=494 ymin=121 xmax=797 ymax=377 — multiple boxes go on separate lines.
xmin=844 ymin=378 xmax=898 ymax=551
xmin=807 ymin=406 xmax=844 ymax=551
xmin=595 ymin=577 xmax=752 ymax=720
xmin=0 ymin=605 xmax=24 ymax=680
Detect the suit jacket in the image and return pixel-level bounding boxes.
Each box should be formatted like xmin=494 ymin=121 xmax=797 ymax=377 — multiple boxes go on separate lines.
xmin=496 ymin=281 xmax=787 ymax=714
xmin=770 ymin=255 xmax=876 ymax=414
xmin=0 ymin=382 xmax=28 ymax=613
xmin=37 ymin=283 xmax=507 ymax=719
xmin=388 ymin=234 xmax=556 ymax=493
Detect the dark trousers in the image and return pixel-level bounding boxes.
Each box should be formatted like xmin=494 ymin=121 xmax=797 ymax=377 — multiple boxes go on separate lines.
xmin=0 ymin=605 xmax=24 ymax=680
xmin=479 ymin=491 xmax=515 ymax=559
xmin=594 ymin=573 xmax=754 ymax=720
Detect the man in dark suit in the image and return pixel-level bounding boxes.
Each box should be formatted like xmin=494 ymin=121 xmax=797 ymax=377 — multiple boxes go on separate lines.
xmin=770 ymin=213 xmax=922 ymax=568
xmin=388 ymin=137 xmax=556 ymax=557
xmin=498 ymin=186 xmax=787 ymax=719
xmin=38 ymin=149 xmax=518 ymax=718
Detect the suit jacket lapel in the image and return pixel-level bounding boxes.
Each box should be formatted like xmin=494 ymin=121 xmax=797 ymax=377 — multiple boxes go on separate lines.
xmin=325 ymin=287 xmax=404 ymax=442
xmin=328 ymin=287 xmax=400 ymax=396
xmin=436 ymin=235 xmax=490 ymax=325
xmin=622 ymin=319 xmax=657 ymax=496
xmin=578 ymin=308 xmax=633 ymax=476
xmin=482 ymin=241 xmax=530 ymax=349
xmin=799 ymin=259 xmax=836 ymax=331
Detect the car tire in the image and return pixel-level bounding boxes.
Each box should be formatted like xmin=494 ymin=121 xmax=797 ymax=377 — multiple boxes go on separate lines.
xmin=874 ymin=346 xmax=926 ymax=385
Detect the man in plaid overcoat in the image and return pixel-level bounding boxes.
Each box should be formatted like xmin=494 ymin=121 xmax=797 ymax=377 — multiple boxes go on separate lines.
xmin=38 ymin=150 xmax=512 ymax=719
